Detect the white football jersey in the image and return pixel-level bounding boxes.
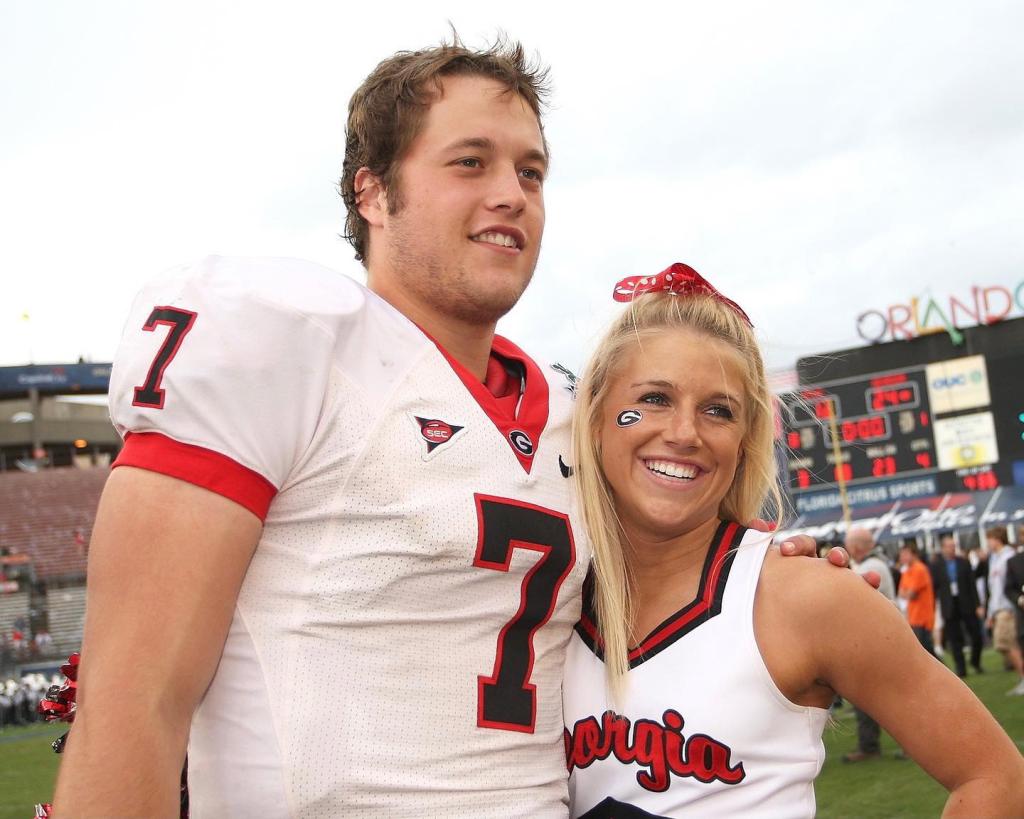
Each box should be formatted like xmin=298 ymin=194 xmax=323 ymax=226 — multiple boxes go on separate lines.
xmin=108 ymin=256 xmax=588 ymax=818
xmin=563 ymin=525 xmax=828 ymax=819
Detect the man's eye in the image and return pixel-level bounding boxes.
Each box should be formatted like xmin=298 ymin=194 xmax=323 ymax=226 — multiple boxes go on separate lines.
xmin=520 ymin=167 xmax=544 ymax=183
xmin=456 ymin=158 xmax=481 ymax=168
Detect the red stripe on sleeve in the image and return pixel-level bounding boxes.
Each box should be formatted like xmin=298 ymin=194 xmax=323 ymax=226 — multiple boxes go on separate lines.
xmin=113 ymin=432 xmax=277 ymax=521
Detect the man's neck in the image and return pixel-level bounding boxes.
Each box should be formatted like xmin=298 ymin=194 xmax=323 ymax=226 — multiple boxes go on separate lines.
xmin=368 ymin=278 xmax=496 ymax=381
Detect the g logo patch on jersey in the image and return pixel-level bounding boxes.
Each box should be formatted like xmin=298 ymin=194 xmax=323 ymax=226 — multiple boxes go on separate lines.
xmin=508 ymin=429 xmax=534 ymax=457
xmin=411 ymin=414 xmax=466 ymax=460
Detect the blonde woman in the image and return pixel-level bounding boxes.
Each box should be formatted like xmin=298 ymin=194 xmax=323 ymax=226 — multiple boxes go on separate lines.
xmin=563 ymin=264 xmax=1024 ymax=818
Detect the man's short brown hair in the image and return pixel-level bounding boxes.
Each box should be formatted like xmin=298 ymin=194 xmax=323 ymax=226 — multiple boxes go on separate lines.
xmin=900 ymin=541 xmax=921 ymax=558
xmin=987 ymin=526 xmax=1009 ymax=546
xmin=340 ymin=35 xmax=550 ymax=265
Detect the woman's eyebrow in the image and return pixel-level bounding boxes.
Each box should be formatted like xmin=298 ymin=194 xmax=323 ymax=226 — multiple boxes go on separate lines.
xmin=629 ymin=379 xmax=674 ymax=390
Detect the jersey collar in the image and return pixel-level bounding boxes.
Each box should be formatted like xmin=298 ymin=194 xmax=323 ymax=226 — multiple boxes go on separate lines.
xmin=424 ymin=331 xmax=550 ymax=474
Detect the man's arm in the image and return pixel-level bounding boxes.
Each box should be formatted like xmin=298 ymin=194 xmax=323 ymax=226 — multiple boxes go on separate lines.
xmin=959 ymin=559 xmax=981 ymax=615
xmin=53 ymin=467 xmax=262 ymax=817
xmin=1006 ymin=557 xmax=1024 ymax=611
xmin=987 ymin=556 xmax=1005 ymax=620
xmin=898 ymin=563 xmax=922 ymax=600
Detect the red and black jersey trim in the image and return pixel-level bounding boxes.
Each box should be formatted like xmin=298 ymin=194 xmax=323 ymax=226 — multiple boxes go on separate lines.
xmin=575 ymin=521 xmax=746 ymax=668
xmin=423 ymin=332 xmax=550 ymax=475
xmin=113 ymin=431 xmax=277 ymax=521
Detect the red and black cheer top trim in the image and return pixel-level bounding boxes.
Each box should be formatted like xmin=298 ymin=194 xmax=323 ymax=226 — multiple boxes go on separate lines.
xmin=576 ymin=521 xmax=747 ymax=668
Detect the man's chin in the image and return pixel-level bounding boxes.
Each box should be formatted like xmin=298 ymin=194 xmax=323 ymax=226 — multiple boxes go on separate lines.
xmin=451 ymin=271 xmax=533 ymax=325
xmin=448 ymin=292 xmax=524 ymax=327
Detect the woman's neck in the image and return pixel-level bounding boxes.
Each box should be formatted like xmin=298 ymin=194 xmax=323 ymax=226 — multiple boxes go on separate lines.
xmin=624 ymin=516 xmax=723 ymax=643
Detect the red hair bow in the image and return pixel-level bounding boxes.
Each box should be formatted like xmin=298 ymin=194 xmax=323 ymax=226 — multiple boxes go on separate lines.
xmin=612 ymin=263 xmax=753 ymax=327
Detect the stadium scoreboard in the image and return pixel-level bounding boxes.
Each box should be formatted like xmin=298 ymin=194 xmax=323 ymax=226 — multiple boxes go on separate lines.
xmin=780 ymin=354 xmax=1008 ymax=496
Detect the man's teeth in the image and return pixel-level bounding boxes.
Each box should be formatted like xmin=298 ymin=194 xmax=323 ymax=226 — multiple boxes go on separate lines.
xmin=646 ymin=460 xmax=698 ymax=480
xmin=472 ymin=231 xmax=519 ymax=249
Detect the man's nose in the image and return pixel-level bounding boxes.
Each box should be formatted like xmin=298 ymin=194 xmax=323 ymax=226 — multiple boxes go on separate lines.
xmin=485 ymin=164 xmax=527 ymax=214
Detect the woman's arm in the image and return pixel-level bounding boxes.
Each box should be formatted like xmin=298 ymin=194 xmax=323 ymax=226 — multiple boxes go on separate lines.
xmin=757 ymin=554 xmax=1024 ymax=816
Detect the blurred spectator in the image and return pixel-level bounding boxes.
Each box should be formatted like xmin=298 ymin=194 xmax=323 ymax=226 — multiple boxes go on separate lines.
xmin=34 ymin=629 xmax=53 ymax=656
xmin=930 ymin=534 xmax=984 ymax=677
xmin=0 ymin=681 xmax=11 ymax=729
xmin=969 ymin=543 xmax=990 ymax=616
xmin=1005 ymin=545 xmax=1024 ymax=680
xmin=847 ymin=527 xmax=895 ymax=600
xmin=0 ymin=673 xmax=50 ymax=730
xmin=899 ymin=543 xmax=936 ymax=655
xmin=986 ymin=527 xmax=1024 ymax=696
xmin=843 ymin=527 xmax=898 ymax=763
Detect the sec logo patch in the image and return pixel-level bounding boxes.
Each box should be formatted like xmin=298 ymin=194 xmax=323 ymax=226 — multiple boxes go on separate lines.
xmin=421 ymin=420 xmax=453 ymax=443
xmin=411 ymin=415 xmax=465 ymax=459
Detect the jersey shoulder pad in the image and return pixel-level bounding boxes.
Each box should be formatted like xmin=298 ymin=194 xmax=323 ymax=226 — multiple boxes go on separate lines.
xmin=109 ymin=256 xmax=365 ymax=496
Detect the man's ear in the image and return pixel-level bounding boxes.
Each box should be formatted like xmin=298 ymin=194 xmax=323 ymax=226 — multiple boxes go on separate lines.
xmin=354 ymin=168 xmax=387 ymax=227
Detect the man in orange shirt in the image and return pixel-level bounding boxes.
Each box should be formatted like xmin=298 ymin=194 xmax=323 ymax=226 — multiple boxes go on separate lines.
xmin=899 ymin=543 xmax=936 ymax=656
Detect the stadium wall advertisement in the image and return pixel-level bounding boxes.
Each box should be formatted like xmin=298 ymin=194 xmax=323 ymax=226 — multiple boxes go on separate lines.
xmin=779 ymin=487 xmax=1024 ymax=543
xmin=0 ymin=364 xmax=112 ymax=394
xmin=856 ymin=280 xmax=1024 ymax=345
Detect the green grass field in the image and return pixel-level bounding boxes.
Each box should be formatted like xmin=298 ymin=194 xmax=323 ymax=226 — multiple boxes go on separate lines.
xmin=0 ymin=721 xmax=64 ymax=819
xmin=1 ymin=650 xmax=1021 ymax=818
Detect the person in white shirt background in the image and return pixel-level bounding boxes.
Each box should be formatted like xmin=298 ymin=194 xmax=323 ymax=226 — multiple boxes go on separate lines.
xmin=986 ymin=526 xmax=1024 ymax=696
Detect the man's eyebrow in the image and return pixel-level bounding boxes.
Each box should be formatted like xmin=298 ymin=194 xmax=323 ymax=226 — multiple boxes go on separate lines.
xmin=521 ymin=148 xmax=549 ymax=169
xmin=441 ymin=137 xmax=549 ymax=168
xmin=442 ymin=136 xmax=495 ymax=153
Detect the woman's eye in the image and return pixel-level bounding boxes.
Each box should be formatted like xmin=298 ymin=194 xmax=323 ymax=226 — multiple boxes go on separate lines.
xmin=639 ymin=392 xmax=668 ymax=406
xmin=707 ymin=404 xmax=736 ymax=420
xmin=457 ymin=158 xmax=481 ymax=168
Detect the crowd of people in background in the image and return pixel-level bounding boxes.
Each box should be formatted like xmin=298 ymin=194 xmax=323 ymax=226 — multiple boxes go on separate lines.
xmin=840 ymin=524 xmax=1024 ymax=763
xmin=0 ymin=616 xmax=54 ymax=673
xmin=0 ymin=670 xmax=57 ymax=730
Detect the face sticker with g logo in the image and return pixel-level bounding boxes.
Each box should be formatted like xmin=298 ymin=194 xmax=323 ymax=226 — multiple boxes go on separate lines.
xmin=616 ymin=409 xmax=643 ymax=427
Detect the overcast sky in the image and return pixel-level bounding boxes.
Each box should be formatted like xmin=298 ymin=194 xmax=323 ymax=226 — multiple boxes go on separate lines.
xmin=2 ymin=1 xmax=1022 ymax=378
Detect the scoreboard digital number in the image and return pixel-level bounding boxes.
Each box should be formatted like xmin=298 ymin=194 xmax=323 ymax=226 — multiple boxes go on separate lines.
xmin=780 ymin=369 xmax=938 ymax=491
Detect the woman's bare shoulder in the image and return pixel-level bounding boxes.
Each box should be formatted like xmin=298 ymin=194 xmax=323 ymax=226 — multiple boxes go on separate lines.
xmin=758 ymin=546 xmax=869 ymax=615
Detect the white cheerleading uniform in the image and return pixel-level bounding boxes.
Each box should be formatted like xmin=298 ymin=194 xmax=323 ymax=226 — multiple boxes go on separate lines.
xmin=563 ymin=524 xmax=828 ymax=819
xmin=108 ymin=256 xmax=588 ymax=818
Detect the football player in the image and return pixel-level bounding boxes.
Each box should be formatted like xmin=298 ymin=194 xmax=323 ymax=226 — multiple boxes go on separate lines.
xmin=53 ymin=39 xmax=832 ymax=817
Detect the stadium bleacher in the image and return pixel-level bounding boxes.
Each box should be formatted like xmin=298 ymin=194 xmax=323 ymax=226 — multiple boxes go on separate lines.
xmin=45 ymin=585 xmax=88 ymax=660
xmin=0 ymin=590 xmax=30 ymax=636
xmin=0 ymin=466 xmax=108 ymax=579
xmin=0 ymin=466 xmax=107 ymax=673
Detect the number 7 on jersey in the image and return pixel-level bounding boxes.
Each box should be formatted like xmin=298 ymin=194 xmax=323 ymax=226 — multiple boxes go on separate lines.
xmin=132 ymin=306 xmax=197 ymax=409
xmin=474 ymin=494 xmax=576 ymax=733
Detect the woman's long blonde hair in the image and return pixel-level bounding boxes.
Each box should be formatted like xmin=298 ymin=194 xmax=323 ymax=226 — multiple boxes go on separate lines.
xmin=570 ymin=292 xmax=782 ymax=695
